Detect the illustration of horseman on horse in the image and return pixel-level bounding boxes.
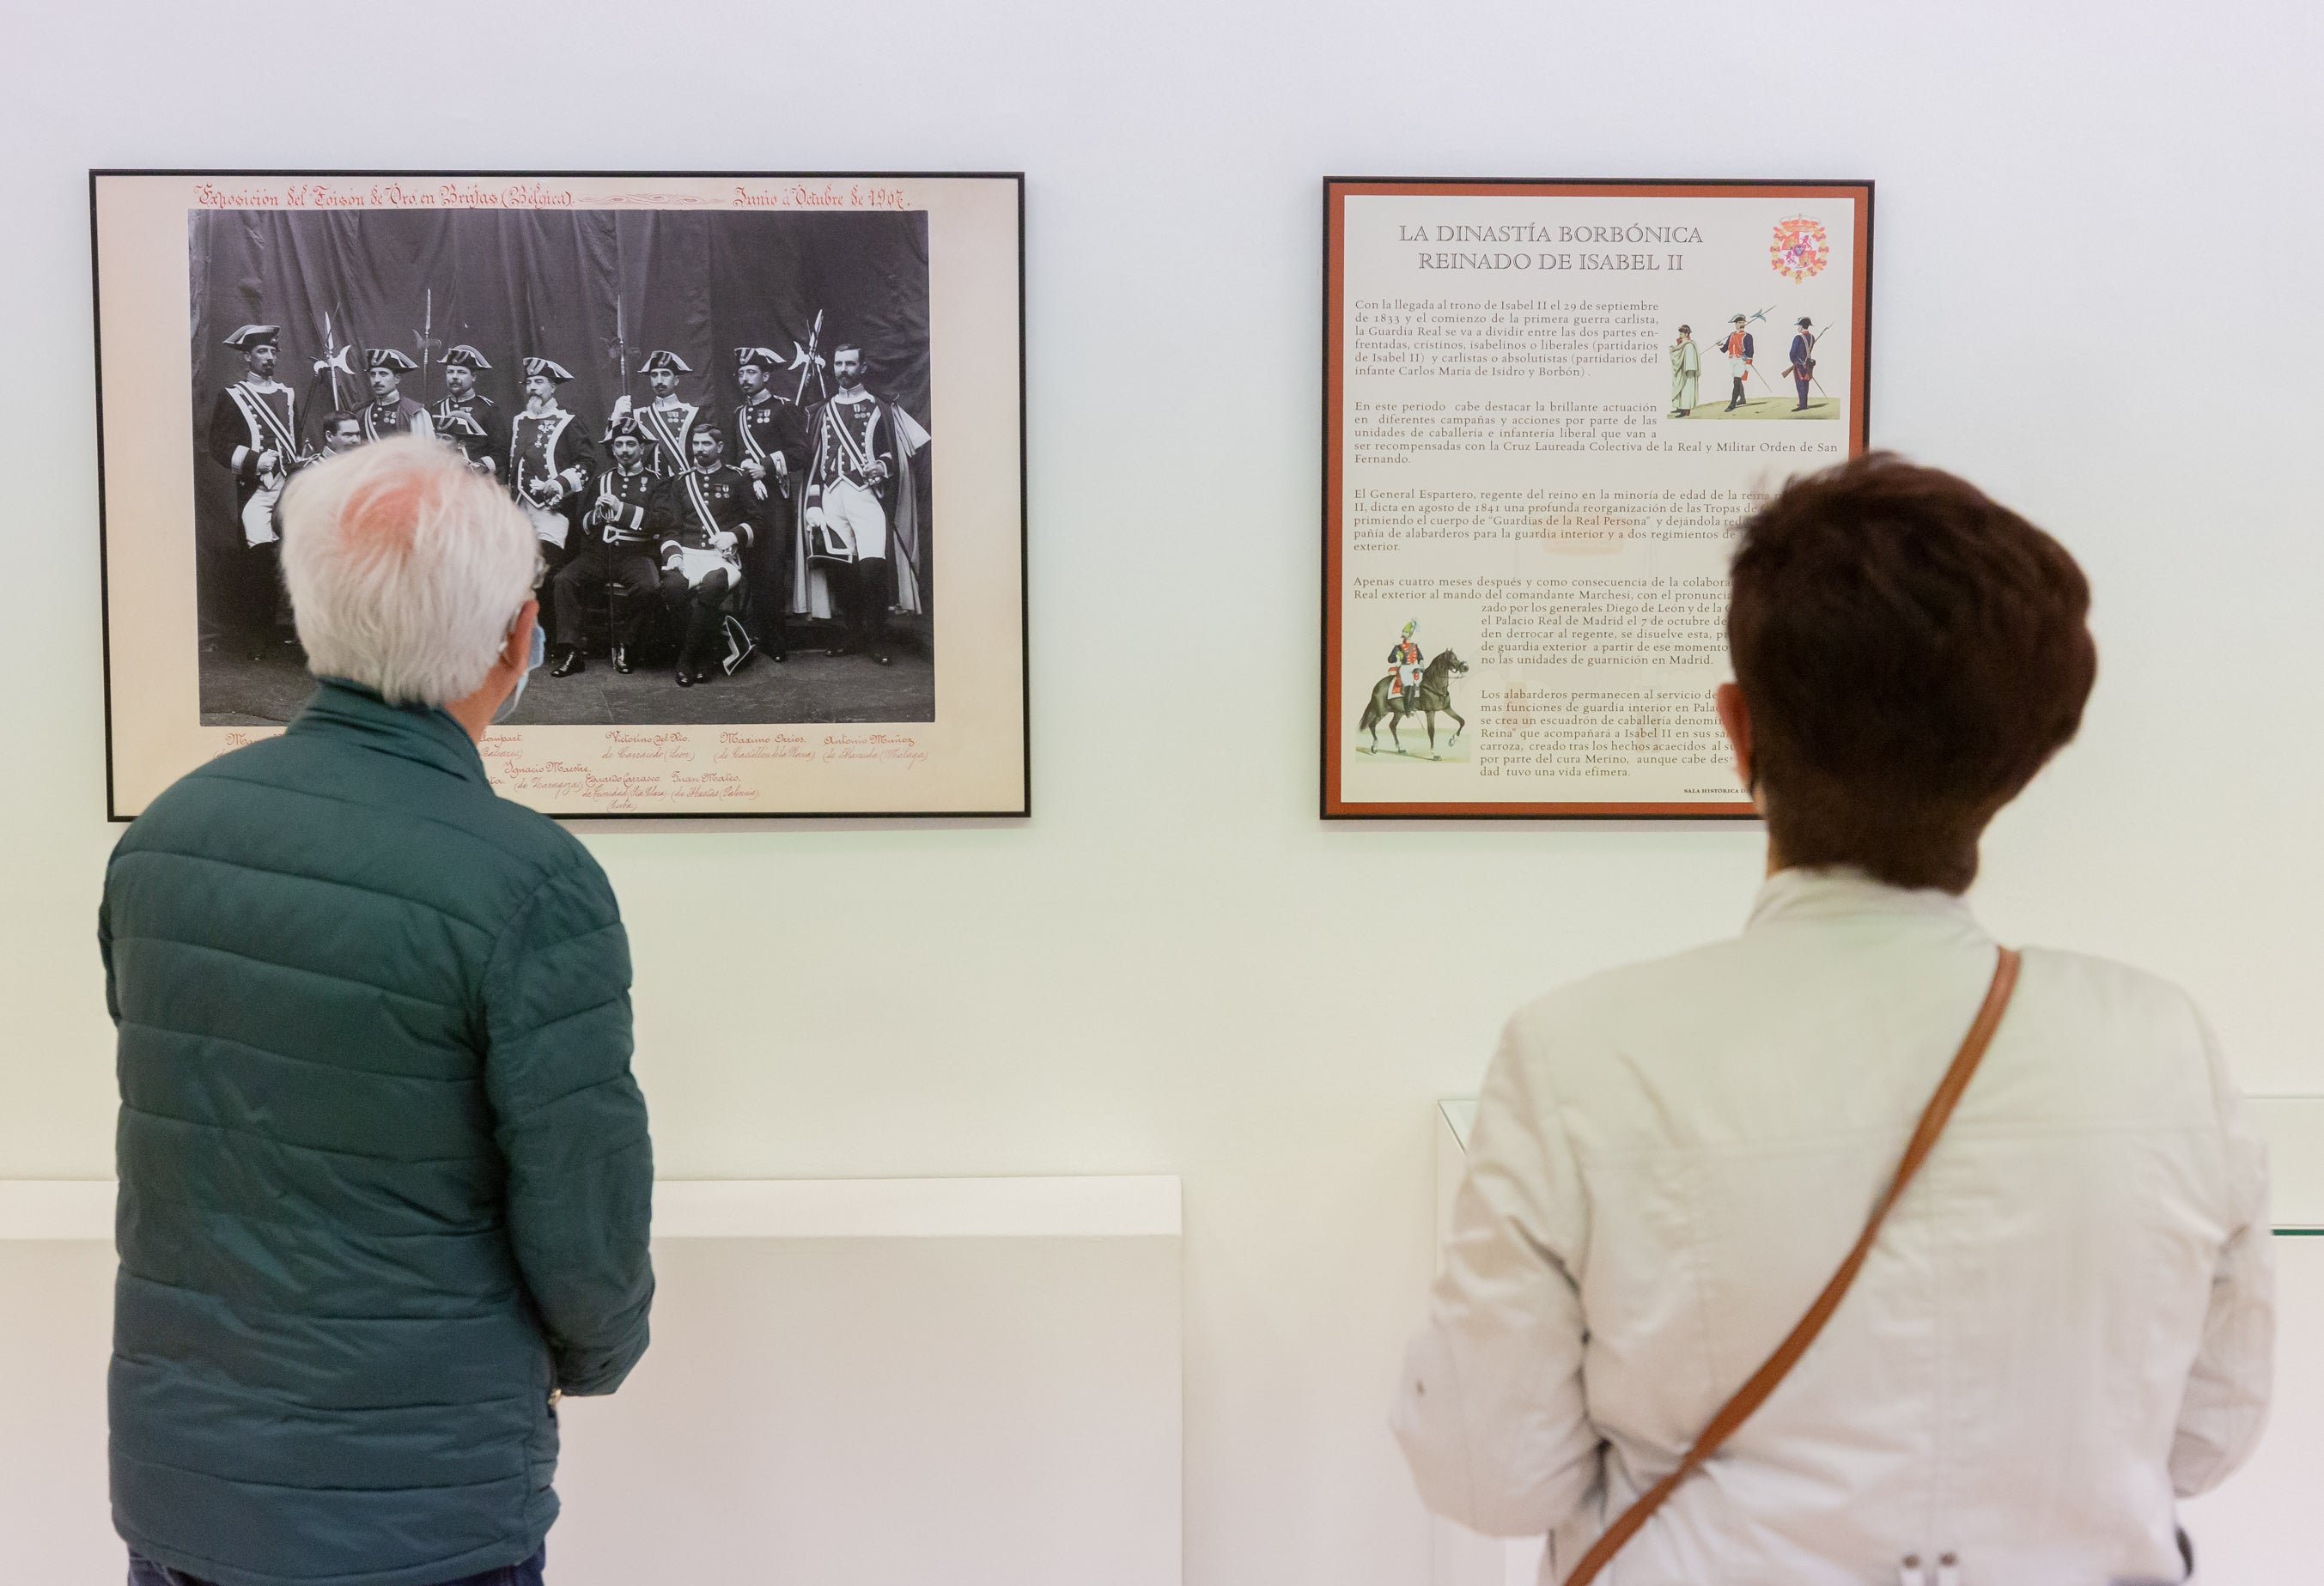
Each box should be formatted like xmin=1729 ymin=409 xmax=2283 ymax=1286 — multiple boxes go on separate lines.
xmin=1359 ymin=620 xmax=1469 ymax=758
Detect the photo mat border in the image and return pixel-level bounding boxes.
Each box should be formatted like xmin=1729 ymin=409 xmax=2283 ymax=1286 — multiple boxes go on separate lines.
xmin=90 ymin=168 xmax=1031 ymax=823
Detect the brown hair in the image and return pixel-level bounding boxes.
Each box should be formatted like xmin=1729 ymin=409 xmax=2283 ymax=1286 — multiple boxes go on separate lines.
xmin=1725 ymin=454 xmax=2096 ymax=893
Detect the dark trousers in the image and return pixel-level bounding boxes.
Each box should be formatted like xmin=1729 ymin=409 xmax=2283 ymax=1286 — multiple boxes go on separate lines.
xmin=235 ymin=539 xmax=283 ymax=641
xmin=661 ymin=567 xmax=739 ymax=668
xmin=132 ymin=1547 xmax=544 ymax=1586
xmin=1727 ymin=376 xmax=1745 ymax=408
xmin=744 ymin=522 xmax=789 ymax=658
xmin=1793 ymin=375 xmax=1811 ymax=409
xmin=551 ymin=539 xmax=660 ymax=650
xmin=849 ymin=556 xmax=891 ymax=648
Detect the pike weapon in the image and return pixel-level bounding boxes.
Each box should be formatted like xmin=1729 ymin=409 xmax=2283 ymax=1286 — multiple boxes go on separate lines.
xmin=789 ymin=309 xmax=827 ymax=405
xmin=313 ymin=309 xmax=353 ymax=411
xmin=411 ymin=289 xmax=444 ymax=405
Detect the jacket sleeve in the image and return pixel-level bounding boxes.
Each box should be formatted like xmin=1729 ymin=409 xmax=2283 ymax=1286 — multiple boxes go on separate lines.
xmin=2169 ymin=1013 xmax=2275 ymax=1495
xmin=1392 ymin=1016 xmax=1600 ymax=1535
xmin=98 ymin=881 xmax=120 ymax=1025
xmin=482 ymin=855 xmax=654 ymax=1396
xmin=206 ymin=391 xmax=256 ymax=478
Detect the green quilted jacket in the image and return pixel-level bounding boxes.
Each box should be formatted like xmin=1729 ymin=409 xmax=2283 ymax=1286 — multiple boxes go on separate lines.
xmin=99 ymin=679 xmax=654 ymax=1586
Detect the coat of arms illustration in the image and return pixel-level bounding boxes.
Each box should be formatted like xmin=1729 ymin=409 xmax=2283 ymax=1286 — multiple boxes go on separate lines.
xmin=1769 ymin=216 xmax=1830 ymax=283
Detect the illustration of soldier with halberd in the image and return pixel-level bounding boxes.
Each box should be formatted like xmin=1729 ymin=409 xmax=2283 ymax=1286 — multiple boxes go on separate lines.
xmin=1359 ymin=620 xmax=1468 ymax=759
xmin=204 ymin=324 xmax=307 ymax=656
xmin=1673 ymin=308 xmax=1839 ymax=421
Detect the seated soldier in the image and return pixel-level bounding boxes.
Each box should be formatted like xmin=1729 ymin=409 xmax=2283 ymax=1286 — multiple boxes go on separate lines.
xmin=551 ymin=416 xmax=663 ymax=677
xmin=646 ymin=421 xmax=756 ymax=687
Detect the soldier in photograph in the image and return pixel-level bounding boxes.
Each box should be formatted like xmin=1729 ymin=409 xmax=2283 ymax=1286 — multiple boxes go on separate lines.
xmin=509 ymin=357 xmax=595 ymax=575
xmin=798 ymin=342 xmax=929 ymax=666
xmin=648 ymin=421 xmax=757 ymax=686
xmin=316 ymin=411 xmax=364 ymax=457
xmin=204 ymin=325 xmax=305 ymax=655
xmin=609 ymin=349 xmax=698 ymax=477
xmin=550 ymin=414 xmax=665 ymax=678
xmin=730 ymin=345 xmax=804 ymax=662
xmin=358 ymin=349 xmax=434 ymax=441
xmin=433 ymin=345 xmax=509 ymax=477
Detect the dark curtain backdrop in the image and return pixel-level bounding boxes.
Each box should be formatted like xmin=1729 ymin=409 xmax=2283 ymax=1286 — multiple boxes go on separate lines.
xmin=187 ymin=206 xmax=932 ymax=632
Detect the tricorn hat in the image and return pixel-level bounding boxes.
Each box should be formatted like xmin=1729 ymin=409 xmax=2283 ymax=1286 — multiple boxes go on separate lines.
xmin=604 ymin=410 xmax=643 ymax=441
xmin=222 ymin=324 xmax=280 ymax=351
xmin=442 ymin=344 xmax=491 ymax=370
xmin=1729 ymin=313 xmax=1747 ymax=325
xmin=641 ymin=349 xmax=691 ymax=374
xmin=521 ymin=356 xmax=575 ymax=383
xmin=1796 ymin=316 xmax=1813 ymax=328
xmin=733 ymin=344 xmax=782 ymax=372
xmin=365 ymin=348 xmax=419 ymax=373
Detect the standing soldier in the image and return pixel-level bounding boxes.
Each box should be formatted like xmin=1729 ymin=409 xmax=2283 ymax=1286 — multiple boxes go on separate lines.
xmin=648 ymin=422 xmax=757 ymax=686
xmin=433 ymin=345 xmax=509 ymax=477
xmin=508 ymin=358 xmax=594 ymax=577
xmin=358 ymin=349 xmax=434 ymax=441
xmin=550 ymin=415 xmax=664 ymax=678
xmin=204 ymin=325 xmax=305 ymax=655
xmin=730 ymin=345 xmax=804 ymax=662
xmin=1670 ymin=325 xmax=1700 ymax=417
xmin=797 ymin=342 xmax=929 ymax=666
xmin=609 ymin=349 xmax=698 ymax=477
xmin=1718 ymin=314 xmax=1756 ymax=413
xmin=1786 ymin=317 xmax=1818 ymax=413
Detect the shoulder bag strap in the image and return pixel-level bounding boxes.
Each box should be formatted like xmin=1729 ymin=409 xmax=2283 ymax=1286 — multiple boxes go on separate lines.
xmin=1563 ymin=946 xmax=2022 ymax=1586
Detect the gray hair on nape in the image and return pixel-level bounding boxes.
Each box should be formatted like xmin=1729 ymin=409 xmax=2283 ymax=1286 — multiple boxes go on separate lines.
xmin=278 ymin=434 xmax=538 ymax=708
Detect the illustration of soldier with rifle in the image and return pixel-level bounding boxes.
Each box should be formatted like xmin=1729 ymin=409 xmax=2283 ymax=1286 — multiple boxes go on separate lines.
xmin=1786 ymin=316 xmax=1820 ymax=412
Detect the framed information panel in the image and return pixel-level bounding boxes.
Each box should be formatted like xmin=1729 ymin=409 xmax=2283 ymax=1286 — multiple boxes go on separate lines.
xmin=93 ymin=170 xmax=1026 ymax=819
xmin=1322 ymin=177 xmax=1871 ymax=818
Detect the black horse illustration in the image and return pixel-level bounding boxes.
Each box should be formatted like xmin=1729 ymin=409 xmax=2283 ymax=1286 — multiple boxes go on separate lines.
xmin=1358 ymin=649 xmax=1469 ymax=758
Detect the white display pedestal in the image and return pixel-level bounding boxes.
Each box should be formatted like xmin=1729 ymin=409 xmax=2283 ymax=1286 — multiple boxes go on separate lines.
xmin=1431 ymin=1096 xmax=2324 ymax=1586
xmin=0 ymin=1176 xmax=1183 ymax=1586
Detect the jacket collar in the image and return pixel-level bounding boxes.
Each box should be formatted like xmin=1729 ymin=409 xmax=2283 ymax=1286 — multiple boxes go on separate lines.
xmin=285 ymin=678 xmax=490 ymax=787
xmin=1745 ymin=866 xmax=1979 ymax=933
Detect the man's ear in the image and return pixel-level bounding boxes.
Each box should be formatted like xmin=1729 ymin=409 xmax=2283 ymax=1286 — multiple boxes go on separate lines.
xmin=1715 ymin=681 xmax=1754 ymax=793
xmin=504 ymin=600 xmax=538 ymax=668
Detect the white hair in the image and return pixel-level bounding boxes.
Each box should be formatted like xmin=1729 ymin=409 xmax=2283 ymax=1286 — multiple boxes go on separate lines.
xmin=278 ymin=435 xmax=538 ymax=708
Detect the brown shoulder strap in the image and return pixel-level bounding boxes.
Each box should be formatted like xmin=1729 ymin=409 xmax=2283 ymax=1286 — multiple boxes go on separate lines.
xmin=1563 ymin=946 xmax=2022 ymax=1586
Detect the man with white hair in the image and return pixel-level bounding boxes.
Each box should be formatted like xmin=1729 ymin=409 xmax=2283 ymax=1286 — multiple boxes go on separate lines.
xmin=100 ymin=435 xmax=654 ymax=1586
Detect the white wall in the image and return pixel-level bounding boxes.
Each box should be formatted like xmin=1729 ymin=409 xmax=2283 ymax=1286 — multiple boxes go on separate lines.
xmin=3 ymin=3 xmax=2321 ymax=1582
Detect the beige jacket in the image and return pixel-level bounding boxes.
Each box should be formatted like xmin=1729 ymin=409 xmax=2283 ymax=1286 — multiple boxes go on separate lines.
xmin=1396 ymin=869 xmax=2272 ymax=1584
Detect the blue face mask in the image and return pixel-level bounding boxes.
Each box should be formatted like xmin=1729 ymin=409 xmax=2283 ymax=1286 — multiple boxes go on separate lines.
xmin=493 ymin=619 xmax=547 ymax=725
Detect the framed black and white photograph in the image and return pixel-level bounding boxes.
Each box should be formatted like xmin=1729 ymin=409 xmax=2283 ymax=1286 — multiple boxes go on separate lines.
xmin=94 ymin=170 xmax=1027 ymax=818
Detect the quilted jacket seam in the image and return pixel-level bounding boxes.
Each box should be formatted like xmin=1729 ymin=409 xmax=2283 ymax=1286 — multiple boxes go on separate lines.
xmin=106 ymin=844 xmax=509 ymax=938
xmin=121 ymin=1103 xmax=478 ymax=1167
xmin=108 ymin=936 xmax=465 ymax=1012
xmin=116 ymin=1018 xmax=478 ymax=1085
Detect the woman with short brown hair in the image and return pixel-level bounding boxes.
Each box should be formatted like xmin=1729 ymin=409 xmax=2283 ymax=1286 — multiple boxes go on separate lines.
xmin=1396 ymin=456 xmax=2272 ymax=1584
